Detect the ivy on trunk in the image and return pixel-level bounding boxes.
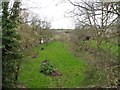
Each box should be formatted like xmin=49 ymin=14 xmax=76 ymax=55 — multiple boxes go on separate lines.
xmin=2 ymin=1 xmax=22 ymax=88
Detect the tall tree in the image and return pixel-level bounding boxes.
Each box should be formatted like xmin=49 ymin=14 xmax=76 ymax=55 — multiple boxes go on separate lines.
xmin=2 ymin=1 xmax=22 ymax=88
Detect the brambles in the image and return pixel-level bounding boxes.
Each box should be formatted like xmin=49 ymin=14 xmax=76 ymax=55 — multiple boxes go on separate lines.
xmin=31 ymin=52 xmax=38 ymax=58
xmin=40 ymin=60 xmax=62 ymax=76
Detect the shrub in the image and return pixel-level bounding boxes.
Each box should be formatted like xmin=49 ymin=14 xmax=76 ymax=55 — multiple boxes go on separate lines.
xmin=40 ymin=60 xmax=62 ymax=76
xmin=40 ymin=60 xmax=55 ymax=76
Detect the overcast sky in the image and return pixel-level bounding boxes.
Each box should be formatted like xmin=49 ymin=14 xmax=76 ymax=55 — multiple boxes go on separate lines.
xmin=21 ymin=0 xmax=75 ymax=29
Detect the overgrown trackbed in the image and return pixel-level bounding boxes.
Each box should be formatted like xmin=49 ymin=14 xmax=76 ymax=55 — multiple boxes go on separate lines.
xmin=18 ymin=41 xmax=87 ymax=88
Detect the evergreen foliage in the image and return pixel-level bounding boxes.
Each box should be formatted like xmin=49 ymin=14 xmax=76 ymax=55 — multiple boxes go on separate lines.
xmin=2 ymin=1 xmax=22 ymax=88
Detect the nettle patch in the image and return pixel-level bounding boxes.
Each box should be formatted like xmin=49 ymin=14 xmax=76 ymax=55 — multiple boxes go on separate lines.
xmin=40 ymin=60 xmax=62 ymax=76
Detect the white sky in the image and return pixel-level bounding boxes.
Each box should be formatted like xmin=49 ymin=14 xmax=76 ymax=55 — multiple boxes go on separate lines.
xmin=21 ymin=0 xmax=75 ymax=29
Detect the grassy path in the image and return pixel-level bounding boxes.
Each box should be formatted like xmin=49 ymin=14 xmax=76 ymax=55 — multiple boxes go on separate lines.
xmin=18 ymin=41 xmax=87 ymax=88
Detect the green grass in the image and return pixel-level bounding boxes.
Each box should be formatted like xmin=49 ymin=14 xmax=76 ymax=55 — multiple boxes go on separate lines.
xmin=86 ymin=40 xmax=119 ymax=56
xmin=18 ymin=41 xmax=87 ymax=88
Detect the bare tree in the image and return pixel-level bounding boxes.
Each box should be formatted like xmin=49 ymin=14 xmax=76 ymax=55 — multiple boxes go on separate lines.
xmin=67 ymin=0 xmax=120 ymax=87
xmin=67 ymin=0 xmax=119 ymax=47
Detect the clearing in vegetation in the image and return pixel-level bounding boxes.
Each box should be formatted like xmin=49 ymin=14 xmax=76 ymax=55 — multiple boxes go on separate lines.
xmin=18 ymin=41 xmax=87 ymax=88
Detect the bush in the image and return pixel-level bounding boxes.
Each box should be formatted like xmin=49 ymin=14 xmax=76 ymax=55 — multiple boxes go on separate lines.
xmin=40 ymin=60 xmax=55 ymax=76
xmin=40 ymin=60 xmax=62 ymax=76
